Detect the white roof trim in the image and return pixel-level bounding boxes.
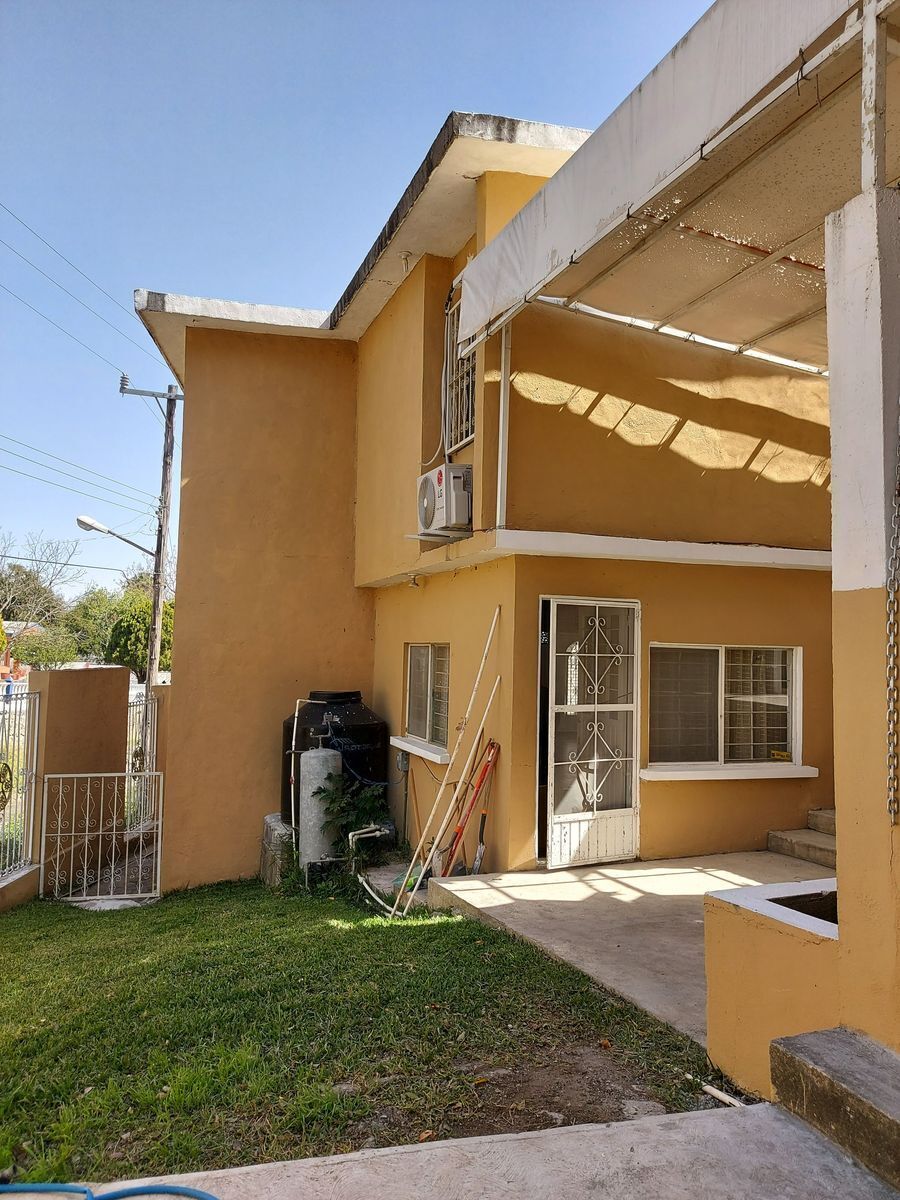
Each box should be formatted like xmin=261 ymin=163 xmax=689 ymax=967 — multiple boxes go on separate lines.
xmin=134 ymin=290 xmax=338 ymax=385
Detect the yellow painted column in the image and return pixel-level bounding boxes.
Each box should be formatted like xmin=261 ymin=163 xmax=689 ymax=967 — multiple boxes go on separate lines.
xmin=826 ymin=187 xmax=900 ymax=1051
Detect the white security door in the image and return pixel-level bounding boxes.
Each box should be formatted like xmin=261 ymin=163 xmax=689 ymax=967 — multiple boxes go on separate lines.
xmin=547 ymin=599 xmax=639 ymax=868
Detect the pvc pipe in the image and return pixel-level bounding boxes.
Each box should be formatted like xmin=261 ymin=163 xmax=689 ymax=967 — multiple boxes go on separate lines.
xmin=701 ymin=1084 xmax=744 ymax=1107
xmin=389 ymin=605 xmax=500 ymax=915
xmin=496 ymin=323 xmax=511 ymax=529
xmin=289 ymin=698 xmax=301 ymax=849
xmin=402 ymin=673 xmax=501 ymax=915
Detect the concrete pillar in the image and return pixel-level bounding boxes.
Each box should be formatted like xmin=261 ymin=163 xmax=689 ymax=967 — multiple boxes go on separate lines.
xmin=825 ymin=186 xmax=900 ymax=1052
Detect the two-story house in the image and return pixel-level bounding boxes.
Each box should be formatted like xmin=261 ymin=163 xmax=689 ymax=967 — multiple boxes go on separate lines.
xmin=139 ymin=109 xmax=833 ymax=894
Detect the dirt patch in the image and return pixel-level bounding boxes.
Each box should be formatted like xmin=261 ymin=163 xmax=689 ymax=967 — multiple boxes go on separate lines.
xmin=350 ymin=1042 xmax=673 ymax=1148
xmin=446 ymin=1044 xmax=667 ymax=1138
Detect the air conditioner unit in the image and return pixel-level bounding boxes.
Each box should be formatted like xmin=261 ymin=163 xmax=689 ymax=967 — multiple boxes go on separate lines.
xmin=417 ymin=464 xmax=472 ymax=536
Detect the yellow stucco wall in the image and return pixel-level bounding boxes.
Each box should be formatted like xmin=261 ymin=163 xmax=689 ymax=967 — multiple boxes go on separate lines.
xmin=705 ymin=893 xmax=839 ymax=1097
xmin=499 ymin=304 xmax=831 ymax=550
xmin=372 ymin=559 xmax=514 ymax=874
xmin=832 ymin=587 xmax=900 ymax=1053
xmin=510 ymin=556 xmax=833 ymax=869
xmin=476 ymin=172 xmax=550 ymax=250
xmin=369 ymin=555 xmax=832 ymax=875
xmin=354 ymin=254 xmax=456 ymax=586
xmin=162 ymin=328 xmax=373 ymax=890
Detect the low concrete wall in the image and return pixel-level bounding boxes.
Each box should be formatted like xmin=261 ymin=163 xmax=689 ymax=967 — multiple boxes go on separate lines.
xmin=705 ymin=880 xmax=839 ymax=1098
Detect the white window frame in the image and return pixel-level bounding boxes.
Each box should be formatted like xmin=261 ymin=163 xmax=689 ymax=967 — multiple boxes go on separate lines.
xmin=403 ymin=642 xmax=450 ymax=751
xmin=443 ymin=300 xmax=476 ymax=454
xmin=646 ymin=642 xmax=804 ymax=769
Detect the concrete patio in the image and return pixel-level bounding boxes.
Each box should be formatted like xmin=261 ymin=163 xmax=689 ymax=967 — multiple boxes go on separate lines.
xmin=103 ymin=1105 xmax=894 ymax=1199
xmin=428 ymin=851 xmax=829 ymax=1044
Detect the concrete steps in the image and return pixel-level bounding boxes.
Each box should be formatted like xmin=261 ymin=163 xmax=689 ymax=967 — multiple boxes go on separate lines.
xmin=768 ymin=808 xmax=836 ymax=868
xmin=807 ymin=807 xmax=836 ymax=836
xmin=771 ymin=1027 xmax=900 ymax=1191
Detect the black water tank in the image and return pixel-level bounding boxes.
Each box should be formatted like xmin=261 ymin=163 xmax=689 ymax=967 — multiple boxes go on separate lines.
xmin=280 ymin=691 xmax=389 ymax=824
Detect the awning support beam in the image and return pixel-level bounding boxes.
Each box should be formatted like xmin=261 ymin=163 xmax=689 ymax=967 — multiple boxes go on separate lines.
xmin=862 ymin=0 xmax=888 ymax=189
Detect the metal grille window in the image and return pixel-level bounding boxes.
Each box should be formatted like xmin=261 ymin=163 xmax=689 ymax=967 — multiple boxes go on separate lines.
xmin=650 ymin=645 xmax=795 ymax=765
xmin=406 ymin=643 xmax=451 ymax=747
xmin=444 ymin=302 xmax=476 ymax=453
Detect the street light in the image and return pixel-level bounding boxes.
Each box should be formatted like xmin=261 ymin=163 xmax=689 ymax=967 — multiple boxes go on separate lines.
xmin=76 ymin=515 xmax=155 ymax=560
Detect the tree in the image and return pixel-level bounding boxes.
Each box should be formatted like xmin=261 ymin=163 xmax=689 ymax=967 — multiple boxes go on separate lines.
xmin=0 ymin=530 xmax=82 ymax=654
xmin=64 ymin=587 xmax=122 ymax=663
xmin=104 ymin=590 xmax=174 ymax=682
xmin=0 ymin=618 xmax=6 ymax=661
xmin=14 ymin=626 xmax=78 ymax=669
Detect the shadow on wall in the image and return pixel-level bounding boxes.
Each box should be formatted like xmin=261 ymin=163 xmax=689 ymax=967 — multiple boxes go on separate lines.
xmin=501 ymin=306 xmax=831 ymax=548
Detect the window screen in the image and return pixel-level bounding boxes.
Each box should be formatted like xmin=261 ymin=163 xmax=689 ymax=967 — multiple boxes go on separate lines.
xmin=649 ymin=646 xmax=719 ymax=763
xmin=406 ymin=644 xmax=451 ymax=747
xmin=724 ymin=647 xmax=791 ymax=762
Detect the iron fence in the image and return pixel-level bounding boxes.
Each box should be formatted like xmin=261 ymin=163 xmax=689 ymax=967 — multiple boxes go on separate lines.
xmin=0 ymin=690 xmax=40 ymax=877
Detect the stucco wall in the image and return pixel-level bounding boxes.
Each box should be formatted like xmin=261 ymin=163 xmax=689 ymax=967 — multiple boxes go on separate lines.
xmin=162 ymin=327 xmax=373 ymax=890
xmin=500 ymin=304 xmax=831 ymax=549
xmin=372 ymin=559 xmax=514 ymax=874
xmin=510 ymin=557 xmax=833 ymax=869
xmin=354 ymin=255 xmax=455 ymax=586
xmin=833 ymin=587 xmax=900 ymax=1053
xmin=369 ymin=555 xmax=831 ymax=875
xmin=705 ymin=893 xmax=838 ymax=1097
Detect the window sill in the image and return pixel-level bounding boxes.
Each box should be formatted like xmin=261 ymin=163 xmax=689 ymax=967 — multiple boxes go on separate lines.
xmin=640 ymin=764 xmax=819 ymax=782
xmin=390 ymin=735 xmax=450 ymax=766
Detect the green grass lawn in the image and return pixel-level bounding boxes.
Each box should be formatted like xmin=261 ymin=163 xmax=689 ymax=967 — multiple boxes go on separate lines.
xmin=1 ymin=881 xmax=722 ymax=1183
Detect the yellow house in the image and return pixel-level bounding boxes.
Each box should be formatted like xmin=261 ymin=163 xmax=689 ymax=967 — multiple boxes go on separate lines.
xmin=139 ymin=111 xmax=833 ymax=895
xmin=139 ymin=0 xmax=900 ymax=1136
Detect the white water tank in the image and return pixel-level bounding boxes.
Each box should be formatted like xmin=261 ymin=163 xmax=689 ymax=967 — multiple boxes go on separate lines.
xmin=297 ymin=747 xmax=341 ymax=866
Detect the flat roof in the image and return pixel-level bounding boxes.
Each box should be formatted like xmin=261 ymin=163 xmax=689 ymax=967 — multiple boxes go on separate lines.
xmin=138 ymin=111 xmax=588 ymax=383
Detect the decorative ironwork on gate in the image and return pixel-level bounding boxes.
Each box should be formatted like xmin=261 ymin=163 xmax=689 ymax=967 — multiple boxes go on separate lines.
xmin=40 ymin=772 xmax=163 ymax=901
xmin=0 ymin=689 xmax=40 ymax=878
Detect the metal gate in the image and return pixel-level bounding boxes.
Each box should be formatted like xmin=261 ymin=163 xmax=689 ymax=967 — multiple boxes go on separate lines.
xmin=40 ymin=772 xmax=164 ymax=901
xmin=126 ymin=694 xmax=157 ymax=773
xmin=0 ymin=690 xmax=40 ymax=878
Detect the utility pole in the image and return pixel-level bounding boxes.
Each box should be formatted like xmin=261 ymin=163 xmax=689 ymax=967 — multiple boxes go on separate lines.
xmin=119 ymin=375 xmax=182 ymax=771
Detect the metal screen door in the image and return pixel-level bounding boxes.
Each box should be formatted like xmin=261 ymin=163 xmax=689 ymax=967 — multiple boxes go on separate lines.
xmin=547 ymin=598 xmax=639 ymax=868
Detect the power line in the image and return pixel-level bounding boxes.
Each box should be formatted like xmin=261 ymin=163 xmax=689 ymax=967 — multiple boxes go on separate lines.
xmin=0 ymin=553 xmax=126 ymax=573
xmin=0 ymin=460 xmax=153 ymax=514
xmin=0 ymin=199 xmax=140 ymax=325
xmin=0 ymin=281 xmax=123 ymax=373
xmin=0 ymin=433 xmax=157 ymax=500
xmin=0 ymin=236 xmax=166 ymax=367
xmin=0 ymin=445 xmax=159 ymax=507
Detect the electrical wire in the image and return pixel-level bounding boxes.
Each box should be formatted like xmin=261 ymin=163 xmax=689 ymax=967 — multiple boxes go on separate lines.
xmin=0 ymin=553 xmax=129 ymax=573
xmin=0 ymin=236 xmax=166 ymax=367
xmin=0 ymin=281 xmax=123 ymax=373
xmin=0 ymin=433 xmax=157 ymax=500
xmin=0 ymin=446 xmax=159 ymax=507
xmin=0 ymin=198 xmax=142 ymax=325
xmin=0 ymin=460 xmax=154 ymax=514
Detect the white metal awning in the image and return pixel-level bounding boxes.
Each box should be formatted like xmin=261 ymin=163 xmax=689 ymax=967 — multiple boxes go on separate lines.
xmin=459 ymin=0 xmax=900 ymax=373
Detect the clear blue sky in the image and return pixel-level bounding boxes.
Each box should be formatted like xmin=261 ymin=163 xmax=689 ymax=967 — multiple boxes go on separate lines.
xmin=1 ymin=0 xmax=709 ymax=598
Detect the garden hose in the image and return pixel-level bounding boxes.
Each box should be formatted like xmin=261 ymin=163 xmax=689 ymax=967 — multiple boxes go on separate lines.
xmin=0 ymin=1183 xmax=219 ymax=1198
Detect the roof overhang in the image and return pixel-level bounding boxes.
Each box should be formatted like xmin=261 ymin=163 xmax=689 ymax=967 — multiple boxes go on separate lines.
xmin=137 ymin=113 xmax=589 ymax=384
xmin=329 ymin=112 xmax=588 ymax=339
xmin=135 ymin=290 xmax=336 ymax=385
xmin=460 ymin=0 xmax=900 ymax=374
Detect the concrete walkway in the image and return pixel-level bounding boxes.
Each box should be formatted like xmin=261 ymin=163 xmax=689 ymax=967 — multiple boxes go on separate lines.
xmin=428 ymin=851 xmax=828 ymax=1043
xmin=103 ymin=1105 xmax=895 ymax=1199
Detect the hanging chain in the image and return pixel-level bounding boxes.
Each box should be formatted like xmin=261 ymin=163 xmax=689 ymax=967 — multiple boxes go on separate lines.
xmin=886 ymin=418 xmax=900 ymax=825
